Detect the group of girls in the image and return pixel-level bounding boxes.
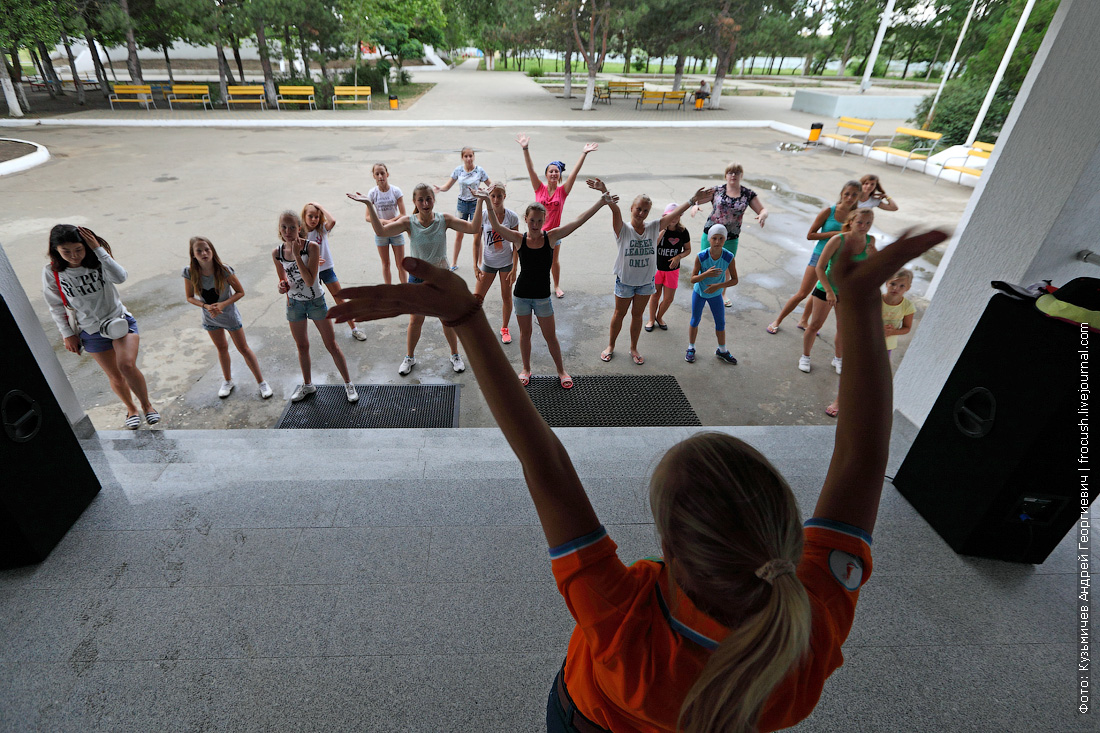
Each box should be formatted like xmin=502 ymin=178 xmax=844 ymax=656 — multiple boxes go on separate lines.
xmin=327 ymin=224 xmax=948 ymax=733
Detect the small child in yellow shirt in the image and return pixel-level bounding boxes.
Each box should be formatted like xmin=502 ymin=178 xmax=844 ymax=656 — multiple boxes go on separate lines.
xmin=825 ymin=268 xmax=916 ymax=418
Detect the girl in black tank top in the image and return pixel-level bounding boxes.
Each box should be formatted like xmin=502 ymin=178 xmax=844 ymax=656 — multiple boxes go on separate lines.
xmin=514 ymin=232 xmax=556 ymax=300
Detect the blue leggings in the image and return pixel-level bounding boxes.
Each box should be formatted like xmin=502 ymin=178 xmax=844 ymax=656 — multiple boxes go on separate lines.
xmin=690 ymin=291 xmax=725 ymax=330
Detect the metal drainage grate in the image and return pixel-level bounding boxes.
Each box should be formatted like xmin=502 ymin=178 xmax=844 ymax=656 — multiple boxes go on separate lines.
xmin=525 ymin=375 xmax=700 ymax=427
xmin=274 ymin=385 xmax=460 ymax=429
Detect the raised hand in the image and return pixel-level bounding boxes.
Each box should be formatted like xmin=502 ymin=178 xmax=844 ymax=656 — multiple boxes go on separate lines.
xmin=583 ymin=142 xmax=598 ymax=154
xmin=586 ymin=178 xmax=607 ymax=193
xmin=346 ymin=192 xmax=369 ymax=203
xmin=329 ymin=258 xmax=479 ymax=326
xmin=516 ymin=133 xmax=531 ymax=149
xmin=77 ymin=226 xmax=100 ymax=249
xmin=690 ymin=186 xmax=710 ymax=205
xmin=832 ymin=228 xmax=949 ymax=307
xmin=601 ymin=192 xmax=619 ymax=205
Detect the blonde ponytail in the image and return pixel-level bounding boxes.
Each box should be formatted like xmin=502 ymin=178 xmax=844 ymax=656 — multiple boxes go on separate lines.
xmin=649 ymin=432 xmax=811 ymax=733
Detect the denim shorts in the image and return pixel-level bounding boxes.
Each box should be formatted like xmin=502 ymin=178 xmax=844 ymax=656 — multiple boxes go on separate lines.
xmin=203 ymin=320 xmax=243 ymax=333
xmin=807 ymin=251 xmax=821 ymax=268
xmin=614 ymin=277 xmax=656 ymax=299
xmin=286 ymin=295 xmax=328 ymax=322
xmin=480 ymin=262 xmax=513 ymax=274
xmin=376 ymin=234 xmax=406 ymax=248
xmin=79 ymin=313 xmax=139 ymax=353
xmin=319 ymin=267 xmax=339 ymax=285
xmin=457 ymin=198 xmax=477 ymax=221
xmin=513 ymin=296 xmax=554 ymax=318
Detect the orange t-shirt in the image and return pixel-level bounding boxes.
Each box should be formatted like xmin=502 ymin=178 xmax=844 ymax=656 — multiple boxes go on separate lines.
xmin=549 ymin=518 xmax=873 ymax=732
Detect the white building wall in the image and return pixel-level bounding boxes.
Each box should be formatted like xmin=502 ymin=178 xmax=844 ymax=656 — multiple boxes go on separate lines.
xmin=894 ymin=0 xmax=1100 ymax=426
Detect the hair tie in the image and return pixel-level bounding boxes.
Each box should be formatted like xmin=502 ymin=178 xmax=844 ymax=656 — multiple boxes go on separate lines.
xmin=755 ymin=559 xmax=796 ymax=584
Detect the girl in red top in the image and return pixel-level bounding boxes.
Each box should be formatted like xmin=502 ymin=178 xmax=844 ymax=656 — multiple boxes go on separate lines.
xmin=516 ymin=133 xmax=599 ymax=299
xmin=329 ymin=230 xmax=947 ymax=732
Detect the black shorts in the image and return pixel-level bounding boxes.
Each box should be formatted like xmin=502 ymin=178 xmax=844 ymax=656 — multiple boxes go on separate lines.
xmin=812 ymin=287 xmax=828 ymax=301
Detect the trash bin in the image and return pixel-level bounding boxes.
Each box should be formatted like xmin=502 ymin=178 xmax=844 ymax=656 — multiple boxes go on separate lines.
xmin=808 ymin=122 xmax=823 ymax=143
xmin=694 ymin=96 xmax=705 ymax=110
xmin=389 ymin=95 xmax=398 ymax=110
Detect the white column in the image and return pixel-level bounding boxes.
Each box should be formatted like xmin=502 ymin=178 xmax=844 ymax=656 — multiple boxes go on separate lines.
xmin=896 ymin=0 xmax=1100 ymax=426
xmin=925 ymin=0 xmax=978 ymax=127
xmin=860 ymin=0 xmax=897 ymax=92
xmin=965 ymin=0 xmax=1039 ymax=146
xmin=0 ymin=242 xmax=91 ymax=436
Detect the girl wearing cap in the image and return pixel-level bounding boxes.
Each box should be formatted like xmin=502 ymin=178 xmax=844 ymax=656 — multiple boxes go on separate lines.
xmin=645 ymin=202 xmax=692 ymax=333
xmin=516 ymin=134 xmax=599 ymax=299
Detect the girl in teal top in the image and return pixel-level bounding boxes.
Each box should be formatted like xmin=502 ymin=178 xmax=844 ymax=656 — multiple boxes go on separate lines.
xmin=769 ymin=180 xmax=860 ymax=334
xmin=799 ymin=207 xmax=877 ymax=376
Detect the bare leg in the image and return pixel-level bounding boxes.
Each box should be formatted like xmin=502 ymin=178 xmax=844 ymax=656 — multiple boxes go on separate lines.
xmin=536 ymin=314 xmax=569 ymax=379
xmin=314 ymin=317 xmax=351 ymax=382
xmin=474 ymin=270 xmax=496 ymax=299
xmin=655 ymin=286 xmax=677 ymax=326
xmin=803 ymin=298 xmax=834 ymax=358
xmin=393 ymin=244 xmax=407 ymax=283
xmin=90 ymin=348 xmax=138 ymax=415
xmin=452 ymin=231 xmax=464 ymax=267
xmin=377 ymin=244 xmax=393 ymax=285
xmin=771 ymin=267 xmax=818 ymax=330
xmin=228 ymin=328 xmax=265 ymax=382
xmin=499 ymin=276 xmax=513 ymax=329
xmin=111 ymin=333 xmax=153 ymax=412
xmin=517 ymin=313 xmax=533 ymax=376
xmin=646 ymin=285 xmax=662 ymax=328
xmin=406 ymin=314 xmax=424 ymax=357
xmin=289 ymin=319 xmax=312 ymax=383
xmin=797 ymin=295 xmax=816 ymax=329
xmin=628 ymin=293 xmax=648 ymax=359
xmin=442 ymin=322 xmax=459 ymax=354
xmin=208 ymin=329 xmax=232 ymax=380
xmin=552 ymin=245 xmax=564 ymax=298
xmin=605 ymin=296 xmax=632 ymax=357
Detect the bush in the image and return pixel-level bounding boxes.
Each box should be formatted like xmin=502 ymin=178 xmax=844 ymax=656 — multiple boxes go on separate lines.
xmin=338 ymin=61 xmax=391 ymax=93
xmin=910 ymin=76 xmax=1015 ymax=146
xmin=527 ymin=66 xmax=544 ymax=78
xmin=272 ymin=73 xmax=333 ymax=108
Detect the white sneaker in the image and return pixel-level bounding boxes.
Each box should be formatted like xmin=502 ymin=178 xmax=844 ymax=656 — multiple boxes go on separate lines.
xmin=831 ymin=356 xmax=843 ymax=375
xmin=798 ymin=355 xmax=811 ymax=373
xmin=351 ymin=328 xmax=367 ymax=341
xmin=218 ymin=380 xmax=234 ymax=398
xmin=345 ymin=383 xmax=359 ymax=403
xmin=398 ymin=356 xmax=416 ymax=376
xmin=258 ymin=381 xmax=273 ymax=399
xmin=450 ymin=353 xmax=466 ymax=373
xmin=291 ymin=383 xmax=316 ymax=402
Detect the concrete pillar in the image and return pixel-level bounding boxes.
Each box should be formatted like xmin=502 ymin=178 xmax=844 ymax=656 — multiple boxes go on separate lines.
xmin=0 ymin=241 xmax=92 ymax=437
xmin=895 ymin=0 xmax=1100 ymax=425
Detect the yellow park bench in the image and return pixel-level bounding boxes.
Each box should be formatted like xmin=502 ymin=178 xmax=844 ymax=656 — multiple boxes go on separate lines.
xmin=866 ymin=126 xmax=944 ymax=173
xmin=822 ymin=116 xmax=875 ymax=156
xmin=226 ymin=85 xmax=267 ymax=110
xmin=635 ymin=90 xmax=666 ymax=109
xmin=109 ymin=84 xmax=156 ymax=110
xmin=594 ymin=85 xmax=611 ymax=104
xmin=276 ymin=85 xmax=316 ymax=110
xmin=607 ymin=81 xmax=645 ymax=98
xmin=935 ymin=141 xmax=995 ymax=184
xmin=662 ymin=90 xmax=690 ymax=110
xmin=167 ymin=84 xmax=212 ymax=110
xmin=332 ymin=85 xmax=372 ymax=109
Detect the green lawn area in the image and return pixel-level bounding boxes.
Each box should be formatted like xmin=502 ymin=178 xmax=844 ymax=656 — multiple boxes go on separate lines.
xmin=477 ymin=58 xmax=711 ymax=75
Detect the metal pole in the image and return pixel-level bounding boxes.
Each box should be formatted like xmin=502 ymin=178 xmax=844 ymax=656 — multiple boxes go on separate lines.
xmin=965 ymin=0 xmax=1038 ymax=146
xmin=925 ymin=0 xmax=978 ymax=128
xmin=860 ymin=0 xmax=897 ymax=92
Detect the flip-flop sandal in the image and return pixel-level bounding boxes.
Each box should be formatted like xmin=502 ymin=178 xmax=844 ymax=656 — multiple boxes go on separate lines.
xmin=825 ymin=405 xmax=839 ymax=418
xmin=723 ymin=298 xmax=732 ymax=307
xmin=560 ymin=376 xmax=574 ymax=389
xmin=766 ymin=324 xmax=780 ymax=334
xmin=644 ymin=323 xmax=654 ymax=332
xmin=656 ymin=322 xmax=668 ymax=331
xmin=519 ymin=372 xmax=531 ymax=386
xmin=796 ymin=324 xmax=808 ymax=331
xmin=144 ymin=410 xmax=161 ymax=425
xmin=631 ymin=353 xmax=645 ymax=365
xmin=124 ymin=414 xmax=140 ymax=430
xmin=600 ymin=350 xmax=614 ymax=362
xmin=556 ymin=289 xmax=566 ymax=299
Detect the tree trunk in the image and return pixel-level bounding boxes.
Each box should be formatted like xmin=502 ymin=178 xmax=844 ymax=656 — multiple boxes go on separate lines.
xmin=563 ymin=43 xmax=573 ymax=98
xmin=29 ymin=46 xmax=54 ymax=98
xmin=84 ymin=31 xmax=111 ymax=98
xmin=901 ymin=39 xmax=916 ymax=79
xmin=645 ymin=56 xmax=650 ymax=73
xmin=297 ymin=27 xmax=310 ymax=77
xmin=0 ymin=47 xmax=23 ymax=117
xmin=100 ymin=43 xmax=120 ymax=82
xmin=60 ymin=28 xmax=86 ymax=105
xmin=672 ymin=54 xmax=685 ymax=91
xmin=254 ymin=22 xmax=277 ymax=106
xmin=117 ymin=0 xmax=143 ymax=83
xmin=925 ymin=32 xmax=945 ymax=81
xmin=839 ymin=34 xmax=853 ymax=77
xmin=5 ymin=49 xmax=30 ymax=111
xmin=231 ymin=35 xmax=245 ymax=81
xmin=215 ymin=40 xmax=230 ymax=103
xmin=37 ymin=42 xmax=65 ymax=96
xmin=766 ymin=54 xmax=775 ymax=75
xmin=282 ymin=24 xmax=294 ymax=74
xmin=162 ymin=45 xmax=174 ymax=83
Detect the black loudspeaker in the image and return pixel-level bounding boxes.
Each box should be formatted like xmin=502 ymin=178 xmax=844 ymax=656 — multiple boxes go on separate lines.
xmin=0 ymin=294 xmax=100 ymax=568
xmin=893 ymin=293 xmax=1091 ymax=564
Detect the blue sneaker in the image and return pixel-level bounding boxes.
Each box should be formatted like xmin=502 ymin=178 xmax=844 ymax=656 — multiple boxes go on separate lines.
xmin=685 ymin=347 xmax=696 ymax=363
xmin=715 ymin=349 xmax=738 ymax=365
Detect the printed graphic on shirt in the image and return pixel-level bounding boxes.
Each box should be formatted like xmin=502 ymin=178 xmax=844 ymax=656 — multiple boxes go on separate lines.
xmin=59 ymin=269 xmax=105 ymax=299
xmin=626 ymin=234 xmax=655 ymax=270
xmin=828 ymin=549 xmax=864 ymax=591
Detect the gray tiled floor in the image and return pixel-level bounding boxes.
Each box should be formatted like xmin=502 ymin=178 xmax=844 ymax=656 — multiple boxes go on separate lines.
xmin=0 ymin=421 xmax=1086 ymax=732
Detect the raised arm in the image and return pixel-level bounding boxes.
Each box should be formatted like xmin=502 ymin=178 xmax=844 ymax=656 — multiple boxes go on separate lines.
xmin=80 ymin=228 xmax=127 ymax=284
xmin=294 ymin=240 xmax=320 ymax=286
xmin=444 ymin=196 xmax=482 ymax=235
xmin=547 ymin=193 xmax=614 ymax=241
xmin=561 ymin=143 xmax=598 ymax=196
xmin=312 ymin=201 xmax=336 ymax=231
xmin=355 ymin=195 xmax=410 ymax=237
xmin=812 ymin=228 xmax=948 ymax=533
xmin=328 ymin=262 xmax=602 ymax=547
xmin=474 ymin=191 xmax=523 ymax=246
xmin=659 ymin=188 xmax=708 ymax=230
xmin=516 ymin=134 xmax=542 ymax=192
xmin=585 ymin=178 xmax=621 ymax=236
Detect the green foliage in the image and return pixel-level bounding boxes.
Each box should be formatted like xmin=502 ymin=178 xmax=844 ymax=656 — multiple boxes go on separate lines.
xmin=337 ymin=61 xmax=390 ymax=92
xmin=526 ymin=65 xmax=544 ymax=78
xmin=910 ymin=76 xmax=1015 ymax=145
